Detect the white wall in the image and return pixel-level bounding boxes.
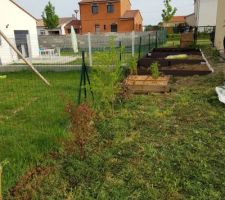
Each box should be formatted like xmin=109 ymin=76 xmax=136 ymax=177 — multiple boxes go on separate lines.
xmin=0 ymin=0 xmax=39 ymax=65
xmin=195 ymin=0 xmax=218 ymax=27
xmin=186 ymin=14 xmax=195 ymax=27
xmin=215 ymin=0 xmax=225 ymax=51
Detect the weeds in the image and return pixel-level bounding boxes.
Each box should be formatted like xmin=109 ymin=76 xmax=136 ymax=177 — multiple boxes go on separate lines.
xmin=0 ymin=160 xmax=9 ymax=200
xmin=128 ymin=56 xmax=137 ymax=75
xmin=66 ymin=103 xmax=96 ymax=160
xmin=151 ymin=62 xmax=160 ymax=79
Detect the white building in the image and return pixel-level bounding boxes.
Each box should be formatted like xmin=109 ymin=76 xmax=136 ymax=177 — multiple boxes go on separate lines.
xmin=37 ymin=17 xmax=81 ymax=36
xmin=185 ymin=13 xmax=195 ymax=27
xmin=0 ymin=0 xmax=39 ymax=65
xmin=194 ymin=0 xmax=218 ymax=27
xmin=215 ymin=0 xmax=225 ymax=52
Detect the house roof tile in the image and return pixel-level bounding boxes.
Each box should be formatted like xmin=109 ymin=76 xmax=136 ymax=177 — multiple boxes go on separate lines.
xmin=169 ymin=16 xmax=186 ymax=23
xmin=120 ymin=10 xmax=139 ymax=19
xmin=37 ymin=17 xmax=77 ymax=28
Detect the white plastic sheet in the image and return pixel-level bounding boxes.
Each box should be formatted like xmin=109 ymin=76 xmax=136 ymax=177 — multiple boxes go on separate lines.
xmin=71 ymin=26 xmax=78 ymax=54
xmin=216 ymin=86 xmax=225 ymax=104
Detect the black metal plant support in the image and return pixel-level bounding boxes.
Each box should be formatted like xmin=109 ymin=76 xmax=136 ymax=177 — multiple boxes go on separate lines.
xmin=77 ymin=51 xmax=94 ymax=105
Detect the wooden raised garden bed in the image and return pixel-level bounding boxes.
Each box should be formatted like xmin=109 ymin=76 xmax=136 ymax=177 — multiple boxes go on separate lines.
xmin=124 ymin=75 xmax=170 ymax=94
xmin=137 ymin=48 xmax=212 ymax=76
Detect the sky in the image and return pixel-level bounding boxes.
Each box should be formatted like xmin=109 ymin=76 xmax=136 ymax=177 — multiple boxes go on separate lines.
xmin=15 ymin=0 xmax=194 ymax=25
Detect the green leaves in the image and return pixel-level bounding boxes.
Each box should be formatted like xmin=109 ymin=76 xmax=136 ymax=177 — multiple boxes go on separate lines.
xmin=90 ymin=37 xmax=124 ymax=115
xmin=151 ymin=62 xmax=160 ymax=79
xmin=42 ymin=1 xmax=59 ymax=29
xmin=161 ymin=0 xmax=177 ymax=23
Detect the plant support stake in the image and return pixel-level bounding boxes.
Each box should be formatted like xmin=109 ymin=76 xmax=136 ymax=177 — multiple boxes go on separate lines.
xmin=78 ymin=51 xmax=94 ymax=105
xmin=0 ymin=30 xmax=50 ymax=86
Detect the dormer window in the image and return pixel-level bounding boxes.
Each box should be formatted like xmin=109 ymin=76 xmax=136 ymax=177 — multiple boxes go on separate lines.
xmin=92 ymin=3 xmax=98 ymax=14
xmin=107 ymin=3 xmax=114 ymax=13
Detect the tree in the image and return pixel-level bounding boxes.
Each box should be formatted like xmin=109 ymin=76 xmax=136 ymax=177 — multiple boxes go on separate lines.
xmin=161 ymin=0 xmax=177 ymax=23
xmin=42 ymin=1 xmax=59 ymax=29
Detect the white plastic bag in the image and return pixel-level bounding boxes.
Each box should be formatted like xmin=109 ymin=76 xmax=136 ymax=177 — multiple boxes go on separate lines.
xmin=216 ymin=86 xmax=225 ymax=104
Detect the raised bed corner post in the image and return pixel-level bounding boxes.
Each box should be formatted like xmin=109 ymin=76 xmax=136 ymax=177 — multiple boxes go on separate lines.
xmin=138 ymin=36 xmax=142 ymax=60
xmin=77 ymin=50 xmax=94 ymax=105
xmin=155 ymin=31 xmax=158 ymax=48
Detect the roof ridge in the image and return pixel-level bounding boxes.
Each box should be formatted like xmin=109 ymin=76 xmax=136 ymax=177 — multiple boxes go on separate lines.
xmin=9 ymin=0 xmax=37 ymax=20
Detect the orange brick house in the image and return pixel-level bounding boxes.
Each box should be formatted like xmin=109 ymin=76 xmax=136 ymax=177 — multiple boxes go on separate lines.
xmin=79 ymin=0 xmax=143 ymax=34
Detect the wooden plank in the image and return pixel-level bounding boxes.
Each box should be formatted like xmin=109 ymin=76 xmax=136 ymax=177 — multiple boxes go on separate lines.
xmin=125 ymin=75 xmax=170 ymax=94
xmin=0 ymin=30 xmax=50 ymax=86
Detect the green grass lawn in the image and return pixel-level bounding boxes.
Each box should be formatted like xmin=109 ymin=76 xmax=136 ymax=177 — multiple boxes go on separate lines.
xmin=0 ymin=71 xmax=80 ymax=194
xmin=1 ymin=46 xmax=225 ymax=199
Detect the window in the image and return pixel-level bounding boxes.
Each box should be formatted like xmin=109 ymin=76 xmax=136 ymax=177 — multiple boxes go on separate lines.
xmin=40 ymin=30 xmax=46 ymax=35
xmin=95 ymin=25 xmax=100 ymax=33
xmin=111 ymin=24 xmax=117 ymax=32
xmin=92 ymin=3 xmax=98 ymax=14
xmin=107 ymin=3 xmax=114 ymax=13
xmin=104 ymin=25 xmax=106 ymax=30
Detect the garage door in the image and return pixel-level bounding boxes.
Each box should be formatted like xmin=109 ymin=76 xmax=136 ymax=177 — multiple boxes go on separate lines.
xmin=14 ymin=30 xmax=29 ymax=58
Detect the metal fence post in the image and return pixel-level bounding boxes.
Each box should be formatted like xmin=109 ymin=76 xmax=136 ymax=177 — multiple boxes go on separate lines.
xmin=88 ymin=32 xmax=93 ymax=66
xmin=132 ymin=31 xmax=135 ymax=57
xmin=148 ymin=33 xmax=151 ymax=51
xmin=155 ymin=31 xmax=158 ymax=48
xmin=119 ymin=41 xmax=122 ymax=61
xmin=138 ymin=36 xmax=142 ymax=60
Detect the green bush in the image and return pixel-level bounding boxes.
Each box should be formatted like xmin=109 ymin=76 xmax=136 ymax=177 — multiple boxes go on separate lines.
xmin=150 ymin=62 xmax=160 ymax=79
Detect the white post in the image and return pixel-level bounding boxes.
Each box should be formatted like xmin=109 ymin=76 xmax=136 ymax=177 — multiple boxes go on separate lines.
xmin=26 ymin=34 xmax=32 ymax=59
xmin=132 ymin=31 xmax=135 ymax=57
xmin=88 ymin=32 xmax=93 ymax=66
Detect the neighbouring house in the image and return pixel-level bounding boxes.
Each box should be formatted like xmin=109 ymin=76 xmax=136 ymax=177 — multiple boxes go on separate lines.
xmin=194 ymin=0 xmax=218 ymax=28
xmin=37 ymin=17 xmax=81 ymax=35
xmin=0 ymin=0 xmax=39 ymax=65
xmin=185 ymin=13 xmax=195 ymax=27
xmin=215 ymin=0 xmax=225 ymax=52
xmin=162 ymin=16 xmax=186 ymax=28
xmin=162 ymin=16 xmax=186 ymax=33
xmin=79 ymin=0 xmax=143 ymax=34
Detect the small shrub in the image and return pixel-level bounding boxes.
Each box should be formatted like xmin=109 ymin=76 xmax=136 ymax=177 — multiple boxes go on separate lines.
xmin=65 ymin=103 xmax=96 ymax=160
xmin=128 ymin=57 xmax=137 ymax=75
xmin=150 ymin=62 xmax=160 ymax=79
xmin=91 ymin=37 xmax=123 ymax=114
